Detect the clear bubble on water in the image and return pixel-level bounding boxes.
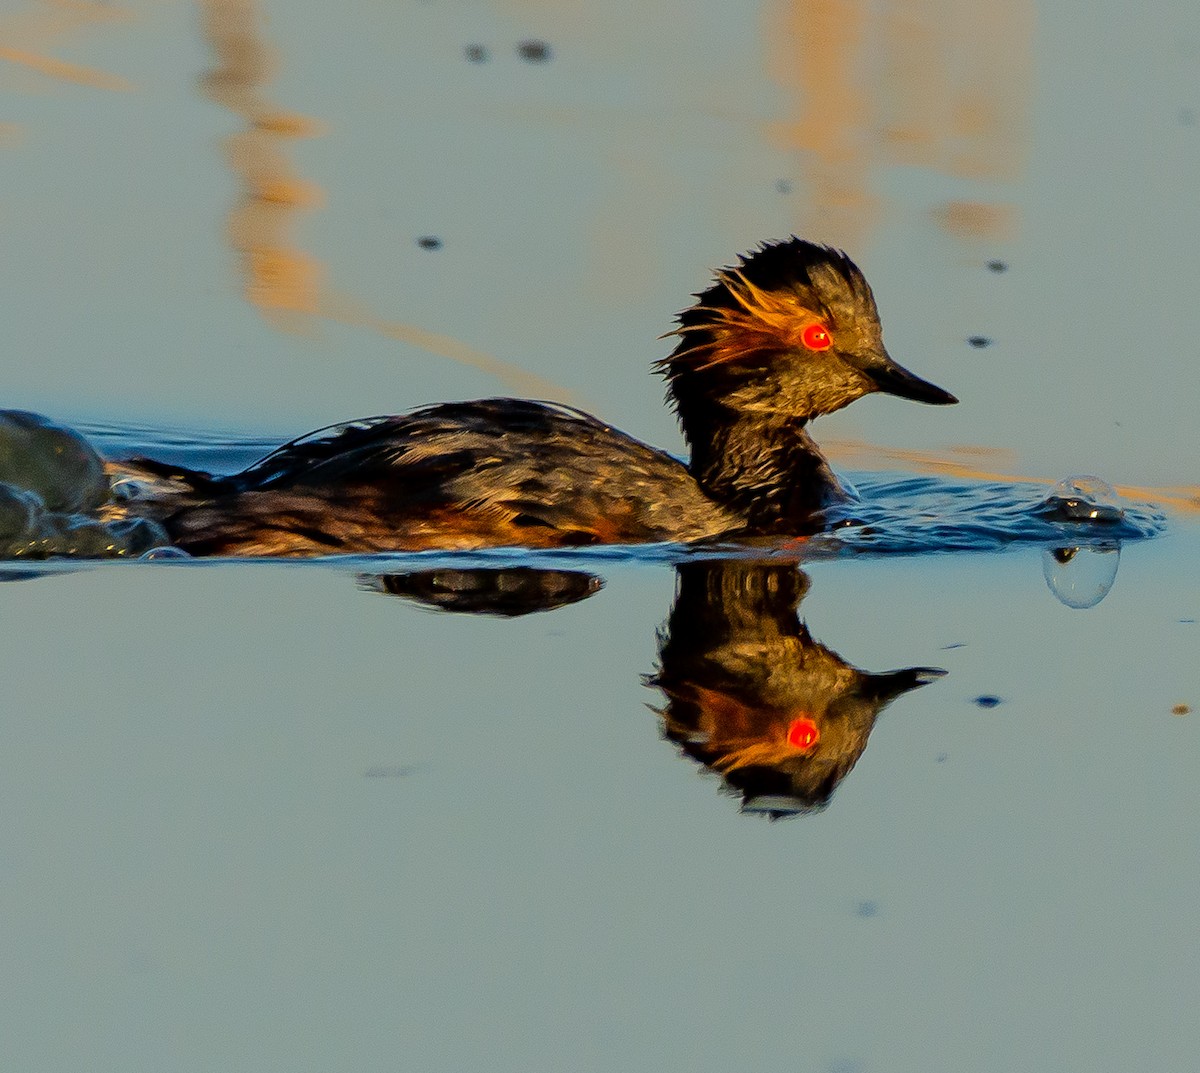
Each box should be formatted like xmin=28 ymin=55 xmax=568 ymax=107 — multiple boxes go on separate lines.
xmin=106 ymin=517 xmax=172 ymax=556
xmin=1039 ymin=475 xmax=1125 ymax=523
xmin=139 ymin=545 xmax=192 ymax=561
xmin=1042 ymin=543 xmax=1121 ymax=608
xmin=0 ymin=482 xmax=45 ymax=544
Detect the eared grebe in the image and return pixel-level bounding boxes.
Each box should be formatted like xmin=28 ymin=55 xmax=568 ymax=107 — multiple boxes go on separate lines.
xmin=116 ymin=238 xmax=957 ymax=556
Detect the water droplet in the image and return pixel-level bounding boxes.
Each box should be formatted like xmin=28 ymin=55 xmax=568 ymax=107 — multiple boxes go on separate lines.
xmin=1042 ymin=543 xmax=1120 ymax=608
xmin=1039 ymin=475 xmax=1125 ymax=522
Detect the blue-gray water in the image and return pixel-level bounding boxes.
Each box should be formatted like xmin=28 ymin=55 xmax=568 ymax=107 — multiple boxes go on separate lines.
xmin=2 ymin=520 xmax=1197 ymax=1073
xmin=2 ymin=0 xmax=1199 ymax=1070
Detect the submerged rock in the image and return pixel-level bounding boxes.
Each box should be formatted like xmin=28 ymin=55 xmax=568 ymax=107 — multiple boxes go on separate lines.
xmin=0 ymin=411 xmax=177 ymax=560
xmin=0 ymin=410 xmax=109 ymax=514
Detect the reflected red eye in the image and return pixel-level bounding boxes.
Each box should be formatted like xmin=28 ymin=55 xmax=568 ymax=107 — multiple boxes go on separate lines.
xmin=801 ymin=323 xmax=832 ymax=351
xmin=786 ymin=717 xmax=820 ymax=751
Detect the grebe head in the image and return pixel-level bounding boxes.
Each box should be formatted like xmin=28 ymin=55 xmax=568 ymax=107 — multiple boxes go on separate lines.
xmin=659 ymin=238 xmax=957 ymax=441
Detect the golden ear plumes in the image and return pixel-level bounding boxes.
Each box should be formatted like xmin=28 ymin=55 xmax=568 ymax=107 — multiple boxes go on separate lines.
xmin=663 ymin=269 xmax=828 ymax=372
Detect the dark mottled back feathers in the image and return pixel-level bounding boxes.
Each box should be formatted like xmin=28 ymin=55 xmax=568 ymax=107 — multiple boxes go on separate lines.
xmin=154 ymin=400 xmax=742 ymax=555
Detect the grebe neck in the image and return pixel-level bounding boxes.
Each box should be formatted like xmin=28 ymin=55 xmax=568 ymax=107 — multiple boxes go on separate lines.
xmin=684 ymin=403 xmax=841 ymax=529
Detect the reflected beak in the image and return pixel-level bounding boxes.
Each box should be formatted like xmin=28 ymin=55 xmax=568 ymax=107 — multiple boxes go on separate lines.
xmin=869 ymin=352 xmax=958 ymax=405
xmin=860 ymin=666 xmax=948 ymax=704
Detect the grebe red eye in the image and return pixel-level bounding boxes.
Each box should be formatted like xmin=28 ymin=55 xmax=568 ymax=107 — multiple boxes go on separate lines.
xmin=786 ymin=717 xmax=820 ymax=751
xmin=801 ymin=323 xmax=832 ymax=351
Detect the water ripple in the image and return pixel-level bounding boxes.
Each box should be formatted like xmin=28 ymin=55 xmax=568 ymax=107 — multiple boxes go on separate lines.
xmin=817 ymin=471 xmax=1165 ymax=556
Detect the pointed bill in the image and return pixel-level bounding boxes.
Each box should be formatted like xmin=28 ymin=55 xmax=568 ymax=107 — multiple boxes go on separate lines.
xmin=869 ymin=353 xmax=958 ymax=405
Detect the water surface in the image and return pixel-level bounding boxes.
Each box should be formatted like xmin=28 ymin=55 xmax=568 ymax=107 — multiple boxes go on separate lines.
xmin=2 ymin=1 xmax=1199 ymax=1070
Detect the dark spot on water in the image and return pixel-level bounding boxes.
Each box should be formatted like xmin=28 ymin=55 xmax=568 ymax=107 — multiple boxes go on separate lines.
xmin=967 ymin=335 xmax=992 ymax=349
xmin=364 ymin=765 xmax=420 ymax=778
xmin=125 ymin=951 xmax=156 ymax=975
xmin=1180 ymin=107 xmax=1196 ymax=126
xmin=775 ymin=178 xmax=793 ymax=194
xmin=517 ymin=40 xmax=552 ymax=63
xmin=1180 ymin=618 xmax=1196 ymax=624
xmin=855 ymin=900 xmax=878 ymax=918
xmin=1172 ymin=703 xmax=1192 ymax=716
xmin=935 ymin=753 xmax=949 ymax=763
xmin=464 ymin=44 xmax=489 ymax=63
xmin=974 ymin=694 xmax=1003 ymax=709
xmin=417 ymin=236 xmax=442 ymax=250
xmin=828 ymin=1059 xmax=865 ymax=1073
xmin=987 ymin=259 xmax=1008 ymax=273
xmin=941 ymin=642 xmax=966 ymax=650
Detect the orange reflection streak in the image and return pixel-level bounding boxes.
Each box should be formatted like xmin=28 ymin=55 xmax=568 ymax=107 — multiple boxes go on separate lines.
xmin=765 ymin=0 xmax=878 ymax=249
xmin=197 ymin=0 xmax=326 ymax=328
xmin=0 ymin=45 xmax=132 ymax=91
xmin=764 ymin=0 xmax=1033 ymax=248
xmin=0 ymin=1 xmax=134 ymax=91
xmin=825 ymin=438 xmax=1200 ymax=514
xmin=320 ymin=291 xmax=578 ymax=400
xmin=197 ymin=0 xmax=573 ymax=400
xmin=930 ymin=200 xmax=1016 ymax=241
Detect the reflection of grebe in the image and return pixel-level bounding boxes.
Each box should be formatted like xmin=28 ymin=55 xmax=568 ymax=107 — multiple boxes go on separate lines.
xmin=360 ymin=568 xmax=602 ymax=617
xmin=648 ymin=560 xmax=945 ymax=817
xmin=117 ymin=239 xmax=955 ymax=556
xmin=357 ymin=558 xmax=945 ymax=816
